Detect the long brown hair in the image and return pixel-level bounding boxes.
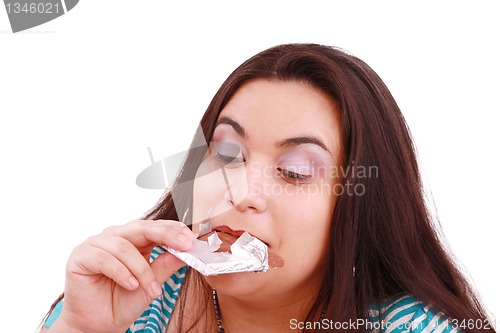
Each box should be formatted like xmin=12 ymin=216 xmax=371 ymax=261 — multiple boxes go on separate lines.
xmin=149 ymin=44 xmax=494 ymax=332
xmin=47 ymin=44 xmax=494 ymax=332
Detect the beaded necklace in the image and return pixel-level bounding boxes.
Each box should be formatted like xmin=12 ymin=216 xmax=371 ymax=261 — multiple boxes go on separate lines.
xmin=212 ymin=288 xmax=327 ymax=333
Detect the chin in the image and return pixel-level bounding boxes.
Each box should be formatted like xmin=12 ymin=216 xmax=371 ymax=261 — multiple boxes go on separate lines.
xmin=204 ymin=269 xmax=276 ymax=296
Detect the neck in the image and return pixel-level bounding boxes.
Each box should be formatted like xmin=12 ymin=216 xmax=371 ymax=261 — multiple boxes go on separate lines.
xmin=215 ymin=288 xmax=322 ymax=333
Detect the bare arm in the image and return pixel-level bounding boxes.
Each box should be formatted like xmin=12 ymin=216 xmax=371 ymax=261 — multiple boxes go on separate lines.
xmin=38 ymin=219 xmax=193 ymax=333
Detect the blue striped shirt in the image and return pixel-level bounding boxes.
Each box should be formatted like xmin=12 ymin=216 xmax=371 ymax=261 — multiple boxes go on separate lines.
xmin=368 ymin=294 xmax=459 ymax=333
xmin=45 ymin=246 xmax=458 ymax=332
xmin=125 ymin=246 xmax=187 ymax=333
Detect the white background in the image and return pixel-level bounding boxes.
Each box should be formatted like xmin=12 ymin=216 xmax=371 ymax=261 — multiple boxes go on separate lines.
xmin=0 ymin=1 xmax=498 ymax=331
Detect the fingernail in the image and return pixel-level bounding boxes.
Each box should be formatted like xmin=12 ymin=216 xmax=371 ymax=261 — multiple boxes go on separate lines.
xmin=150 ymin=281 xmax=162 ymax=297
xmin=129 ymin=276 xmax=139 ymax=289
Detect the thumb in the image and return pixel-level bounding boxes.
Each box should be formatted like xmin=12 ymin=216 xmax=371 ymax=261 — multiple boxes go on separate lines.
xmin=150 ymin=252 xmax=187 ymax=285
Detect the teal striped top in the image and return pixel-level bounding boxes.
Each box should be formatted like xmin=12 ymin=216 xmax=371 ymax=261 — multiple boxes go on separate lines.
xmin=44 ymin=246 xmax=458 ymax=333
xmin=368 ymin=294 xmax=458 ymax=333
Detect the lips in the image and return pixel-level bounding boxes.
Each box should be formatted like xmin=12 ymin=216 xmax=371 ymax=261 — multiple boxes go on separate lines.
xmin=213 ymin=225 xmax=268 ymax=246
xmin=167 ymin=224 xmax=285 ymax=275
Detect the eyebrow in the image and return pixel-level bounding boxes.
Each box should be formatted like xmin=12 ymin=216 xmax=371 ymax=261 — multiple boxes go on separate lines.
xmin=215 ymin=116 xmax=247 ymax=138
xmin=277 ymin=136 xmax=331 ymax=153
xmin=215 ymin=116 xmax=330 ymax=153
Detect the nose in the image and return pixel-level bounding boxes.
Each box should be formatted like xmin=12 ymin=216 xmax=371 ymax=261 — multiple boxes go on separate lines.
xmin=224 ymin=162 xmax=267 ymax=213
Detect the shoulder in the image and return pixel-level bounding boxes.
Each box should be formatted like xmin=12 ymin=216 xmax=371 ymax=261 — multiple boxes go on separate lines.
xmin=369 ymin=294 xmax=459 ymax=333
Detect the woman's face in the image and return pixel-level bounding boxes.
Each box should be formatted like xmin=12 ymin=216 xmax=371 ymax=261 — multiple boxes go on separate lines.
xmin=193 ymin=79 xmax=343 ymax=303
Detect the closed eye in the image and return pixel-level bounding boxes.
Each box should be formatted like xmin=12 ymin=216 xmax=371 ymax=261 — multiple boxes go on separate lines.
xmin=209 ymin=141 xmax=245 ymax=168
xmin=276 ymin=167 xmax=311 ymax=184
xmin=214 ymin=153 xmax=245 ymax=167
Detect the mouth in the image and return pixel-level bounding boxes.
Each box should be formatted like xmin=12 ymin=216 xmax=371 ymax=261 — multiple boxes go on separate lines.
xmin=213 ymin=225 xmax=269 ymax=246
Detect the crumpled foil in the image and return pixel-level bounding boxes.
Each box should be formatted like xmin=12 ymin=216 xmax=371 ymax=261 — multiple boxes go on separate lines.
xmin=164 ymin=231 xmax=270 ymax=276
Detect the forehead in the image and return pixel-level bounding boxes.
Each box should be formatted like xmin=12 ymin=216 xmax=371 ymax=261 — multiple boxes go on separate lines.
xmin=218 ymin=79 xmax=342 ymax=152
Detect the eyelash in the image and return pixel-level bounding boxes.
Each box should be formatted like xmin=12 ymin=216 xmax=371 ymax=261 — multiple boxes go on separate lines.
xmin=276 ymin=167 xmax=311 ymax=184
xmin=214 ymin=153 xmax=245 ymax=167
xmin=212 ymin=149 xmax=312 ymax=184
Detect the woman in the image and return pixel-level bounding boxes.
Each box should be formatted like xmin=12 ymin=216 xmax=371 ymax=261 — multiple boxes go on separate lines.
xmin=41 ymin=44 xmax=494 ymax=333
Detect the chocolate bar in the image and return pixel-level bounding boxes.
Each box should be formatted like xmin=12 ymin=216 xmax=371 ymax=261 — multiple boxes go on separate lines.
xmin=198 ymin=229 xmax=284 ymax=268
xmin=164 ymin=226 xmax=284 ymax=275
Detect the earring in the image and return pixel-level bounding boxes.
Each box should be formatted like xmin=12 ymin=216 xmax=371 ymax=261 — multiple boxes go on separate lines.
xmin=352 ymin=266 xmax=356 ymax=277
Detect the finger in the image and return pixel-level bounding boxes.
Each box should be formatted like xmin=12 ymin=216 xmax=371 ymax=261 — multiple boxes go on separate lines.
xmin=68 ymin=245 xmax=140 ymax=292
xmin=145 ymin=220 xmax=195 ymax=251
xmin=88 ymin=235 xmax=162 ymax=298
xmin=150 ymin=252 xmax=187 ymax=285
xmin=108 ymin=219 xmax=194 ymax=251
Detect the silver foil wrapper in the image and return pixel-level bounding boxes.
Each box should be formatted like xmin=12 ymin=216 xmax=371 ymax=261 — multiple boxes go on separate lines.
xmin=164 ymin=231 xmax=270 ymax=276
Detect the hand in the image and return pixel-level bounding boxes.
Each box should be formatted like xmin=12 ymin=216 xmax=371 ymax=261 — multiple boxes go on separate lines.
xmin=50 ymin=219 xmax=193 ymax=333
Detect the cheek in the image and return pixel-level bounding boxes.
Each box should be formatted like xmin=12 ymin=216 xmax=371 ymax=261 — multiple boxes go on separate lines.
xmin=276 ymin=180 xmax=336 ymax=230
xmin=192 ymin=166 xmax=229 ymax=225
xmin=274 ymin=187 xmax=335 ymax=262
xmin=272 ymin=199 xmax=331 ymax=285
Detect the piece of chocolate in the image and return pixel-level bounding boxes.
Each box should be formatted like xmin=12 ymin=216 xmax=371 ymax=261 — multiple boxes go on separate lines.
xmin=165 ymin=226 xmax=285 ymax=275
xmin=198 ymin=230 xmax=284 ymax=268
xmin=198 ymin=230 xmax=236 ymax=253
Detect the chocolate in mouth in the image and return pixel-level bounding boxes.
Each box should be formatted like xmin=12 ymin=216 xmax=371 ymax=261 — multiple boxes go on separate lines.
xmin=197 ymin=228 xmax=285 ymax=268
